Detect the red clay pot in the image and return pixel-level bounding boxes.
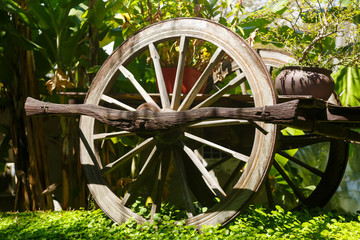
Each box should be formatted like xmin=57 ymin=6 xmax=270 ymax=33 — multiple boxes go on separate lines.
xmin=161 ymin=67 xmax=204 ymax=94
xmin=275 ymin=66 xmax=334 ymax=100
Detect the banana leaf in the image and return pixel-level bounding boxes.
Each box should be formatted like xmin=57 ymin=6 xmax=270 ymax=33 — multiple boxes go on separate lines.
xmin=333 ymin=66 xmax=360 ymax=107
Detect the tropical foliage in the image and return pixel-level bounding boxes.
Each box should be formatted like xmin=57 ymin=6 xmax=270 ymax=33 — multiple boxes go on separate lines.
xmin=0 ymin=0 xmax=106 ymax=210
xmin=0 ymin=206 xmax=359 ymax=239
xmin=242 ymin=0 xmax=360 ymax=69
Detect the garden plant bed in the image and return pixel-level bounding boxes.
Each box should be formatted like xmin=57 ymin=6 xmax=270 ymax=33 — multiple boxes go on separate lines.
xmin=0 ymin=206 xmax=359 ymax=239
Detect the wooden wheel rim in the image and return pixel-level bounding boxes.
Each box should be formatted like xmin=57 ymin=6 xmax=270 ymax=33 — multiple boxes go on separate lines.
xmin=257 ymin=49 xmax=349 ymax=209
xmin=79 ymin=18 xmax=277 ymax=226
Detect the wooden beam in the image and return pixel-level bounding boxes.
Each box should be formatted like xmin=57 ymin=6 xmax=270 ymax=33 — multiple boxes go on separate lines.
xmin=25 ymin=97 xmax=360 ymax=142
xmin=25 ymin=97 xmax=298 ymax=131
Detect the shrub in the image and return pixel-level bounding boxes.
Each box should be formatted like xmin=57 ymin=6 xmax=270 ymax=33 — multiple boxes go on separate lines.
xmin=0 ymin=206 xmax=359 ymax=239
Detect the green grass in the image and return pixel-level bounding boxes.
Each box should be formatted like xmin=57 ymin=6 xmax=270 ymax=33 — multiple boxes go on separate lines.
xmin=0 ymin=206 xmax=359 ymax=239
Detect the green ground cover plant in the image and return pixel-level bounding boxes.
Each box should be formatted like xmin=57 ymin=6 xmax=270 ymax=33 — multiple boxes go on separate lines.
xmin=0 ymin=205 xmax=359 ymax=239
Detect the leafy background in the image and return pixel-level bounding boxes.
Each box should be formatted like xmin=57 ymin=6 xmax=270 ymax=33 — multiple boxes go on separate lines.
xmin=0 ymin=0 xmax=359 ymax=218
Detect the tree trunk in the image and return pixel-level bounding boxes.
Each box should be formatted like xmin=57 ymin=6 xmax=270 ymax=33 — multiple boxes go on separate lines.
xmin=10 ymin=0 xmax=53 ymax=211
xmin=60 ymin=100 xmax=87 ymax=210
xmin=88 ymin=0 xmax=99 ymax=82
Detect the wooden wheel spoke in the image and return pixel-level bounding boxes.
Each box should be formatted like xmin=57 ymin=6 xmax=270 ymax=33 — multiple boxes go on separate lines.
xmin=93 ymin=131 xmax=135 ymax=140
xmin=269 ymin=66 xmax=274 ymax=75
xmin=173 ymin=148 xmax=196 ymax=217
xmin=280 ymin=134 xmax=331 ymax=150
xmin=193 ymin=72 xmax=246 ymax=109
xmin=119 ymin=65 xmax=159 ymax=107
xmin=181 ymin=141 xmax=226 ymax=199
xmin=277 ymin=151 xmax=324 ymax=177
xmin=184 ymin=132 xmax=249 ymax=162
xmin=150 ymin=150 xmax=172 ymax=219
xmin=249 ymin=120 xmax=268 ymax=135
xmin=189 ymin=119 xmax=248 ymax=128
xmin=101 ymin=94 xmax=136 ymax=111
xmin=265 ymin=178 xmax=275 ymax=207
xmin=171 ymin=36 xmax=189 ymax=110
xmin=122 ymin=146 xmax=160 ymax=206
xmin=273 ymin=160 xmax=307 ymax=203
xmin=178 ymin=48 xmax=225 ymax=111
xmin=223 ymin=161 xmax=246 ymax=191
xmin=237 ymin=70 xmax=248 ymax=95
xmin=149 ymin=43 xmax=170 ymax=109
xmin=101 ymin=137 xmax=155 ymax=175
xmin=206 ymin=155 xmax=232 ymax=171
xmin=240 ymin=82 xmax=247 ymax=95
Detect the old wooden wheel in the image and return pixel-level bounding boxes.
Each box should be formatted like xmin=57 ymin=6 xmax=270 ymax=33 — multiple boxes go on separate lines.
xmin=255 ymin=49 xmax=349 ymax=209
xmin=79 ymin=18 xmax=277 ymax=226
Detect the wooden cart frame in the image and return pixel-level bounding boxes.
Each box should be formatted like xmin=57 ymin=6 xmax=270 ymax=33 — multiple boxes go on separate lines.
xmin=25 ymin=18 xmax=356 ymax=227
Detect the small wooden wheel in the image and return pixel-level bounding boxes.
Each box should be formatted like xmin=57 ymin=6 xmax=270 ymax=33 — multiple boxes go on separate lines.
xmin=79 ymin=18 xmax=277 ymax=226
xmin=256 ymin=49 xmax=349 ymax=209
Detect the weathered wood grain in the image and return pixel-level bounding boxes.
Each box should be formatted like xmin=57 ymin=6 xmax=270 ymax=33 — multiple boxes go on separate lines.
xmin=25 ymin=96 xmax=360 ymax=143
xmin=25 ymin=97 xmax=297 ymax=132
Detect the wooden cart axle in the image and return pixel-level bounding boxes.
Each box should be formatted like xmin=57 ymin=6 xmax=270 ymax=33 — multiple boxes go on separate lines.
xmin=25 ymin=97 xmax=360 ymax=142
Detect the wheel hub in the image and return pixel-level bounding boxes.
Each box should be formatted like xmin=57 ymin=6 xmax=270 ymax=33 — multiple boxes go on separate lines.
xmin=155 ymin=127 xmax=184 ymax=145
